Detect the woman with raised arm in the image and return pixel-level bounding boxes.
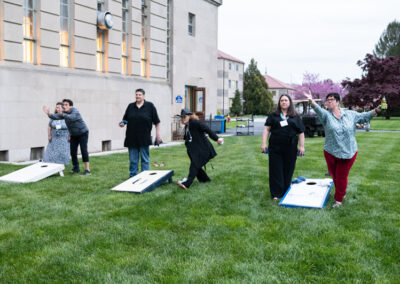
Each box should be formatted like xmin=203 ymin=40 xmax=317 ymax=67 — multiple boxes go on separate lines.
xmin=303 ymin=91 xmax=381 ymax=207
xmin=43 ymin=102 xmax=70 ymax=165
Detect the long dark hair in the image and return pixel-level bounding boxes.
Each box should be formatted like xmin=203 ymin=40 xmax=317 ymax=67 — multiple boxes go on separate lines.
xmin=273 ymin=94 xmax=298 ymax=117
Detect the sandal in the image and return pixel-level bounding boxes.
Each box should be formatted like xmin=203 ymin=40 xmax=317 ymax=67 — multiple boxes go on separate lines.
xmin=153 ymin=162 xmax=159 ymax=167
xmin=160 ymin=162 xmax=165 ymax=167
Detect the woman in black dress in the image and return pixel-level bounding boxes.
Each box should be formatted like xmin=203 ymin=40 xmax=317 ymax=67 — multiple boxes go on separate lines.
xmin=177 ymin=109 xmax=224 ymax=190
xmin=261 ymin=95 xmax=305 ymax=200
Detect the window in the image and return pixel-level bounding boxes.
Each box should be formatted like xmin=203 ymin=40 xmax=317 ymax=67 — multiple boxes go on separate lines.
xmin=166 ymin=0 xmax=171 ymax=81
xmin=236 ymin=64 xmax=238 ymax=71
xmin=228 ymin=80 xmax=231 ymax=88
xmin=228 ymin=62 xmax=231 ymax=70
xmin=97 ymin=29 xmax=105 ymax=71
xmin=96 ymin=0 xmax=106 ymax=72
xmin=141 ymin=0 xmax=149 ymax=77
xmin=23 ymin=0 xmax=36 ymax=64
xmin=121 ymin=0 xmax=129 ymax=74
xmin=60 ymin=0 xmax=70 ymax=67
xmin=236 ymin=80 xmax=238 ymax=90
xmin=188 ymin=13 xmax=195 ymax=36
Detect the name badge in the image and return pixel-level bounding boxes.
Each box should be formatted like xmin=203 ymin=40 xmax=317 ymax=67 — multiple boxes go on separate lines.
xmin=280 ymin=120 xmax=288 ymax=127
xmin=56 ymin=124 xmax=61 ymax=130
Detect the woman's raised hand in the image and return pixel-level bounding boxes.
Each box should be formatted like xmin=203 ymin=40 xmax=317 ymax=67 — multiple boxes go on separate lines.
xmin=42 ymin=105 xmax=50 ymax=115
xmin=303 ymin=90 xmax=313 ymax=101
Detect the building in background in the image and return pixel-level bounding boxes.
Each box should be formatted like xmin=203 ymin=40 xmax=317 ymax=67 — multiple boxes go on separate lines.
xmin=217 ymin=50 xmax=244 ymax=115
xmin=263 ymin=74 xmax=295 ymax=104
xmin=0 ymin=0 xmax=222 ymax=162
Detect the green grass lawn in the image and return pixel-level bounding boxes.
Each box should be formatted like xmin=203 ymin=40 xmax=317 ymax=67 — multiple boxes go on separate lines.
xmin=370 ymin=116 xmax=400 ymax=131
xmin=1 ymin=133 xmax=399 ymax=282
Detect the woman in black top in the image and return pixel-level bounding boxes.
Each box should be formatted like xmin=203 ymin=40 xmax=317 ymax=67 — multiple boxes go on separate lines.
xmin=177 ymin=109 xmax=224 ymax=190
xmin=261 ymin=95 xmax=305 ymax=199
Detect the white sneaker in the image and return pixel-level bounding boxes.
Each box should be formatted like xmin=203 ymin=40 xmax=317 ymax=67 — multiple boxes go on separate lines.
xmin=331 ymin=201 xmax=342 ymax=208
xmin=178 ymin=178 xmax=188 ymax=183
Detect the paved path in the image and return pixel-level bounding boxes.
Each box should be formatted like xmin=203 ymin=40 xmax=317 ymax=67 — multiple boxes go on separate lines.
xmin=226 ymin=117 xmax=399 ymax=136
xmin=226 ymin=117 xmax=267 ymax=136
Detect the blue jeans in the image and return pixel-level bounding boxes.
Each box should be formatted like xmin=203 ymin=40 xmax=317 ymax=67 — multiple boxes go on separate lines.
xmin=128 ymin=146 xmax=150 ymax=177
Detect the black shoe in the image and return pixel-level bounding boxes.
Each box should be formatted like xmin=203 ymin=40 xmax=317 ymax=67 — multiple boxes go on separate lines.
xmin=70 ymin=168 xmax=80 ymax=174
xmin=81 ymin=170 xmax=91 ymax=175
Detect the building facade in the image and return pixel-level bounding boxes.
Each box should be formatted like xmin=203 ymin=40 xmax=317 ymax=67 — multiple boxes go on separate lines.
xmin=263 ymin=74 xmax=295 ymax=105
xmin=0 ymin=0 xmax=222 ymax=162
xmin=217 ymin=50 xmax=244 ymax=115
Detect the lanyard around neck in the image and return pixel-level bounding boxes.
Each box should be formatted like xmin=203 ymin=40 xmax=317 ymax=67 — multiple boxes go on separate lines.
xmin=280 ymin=113 xmax=288 ymax=120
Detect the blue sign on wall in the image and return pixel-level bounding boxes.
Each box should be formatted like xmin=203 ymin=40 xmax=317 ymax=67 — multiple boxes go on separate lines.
xmin=175 ymin=95 xmax=183 ymax=103
xmin=198 ymin=97 xmax=203 ymax=103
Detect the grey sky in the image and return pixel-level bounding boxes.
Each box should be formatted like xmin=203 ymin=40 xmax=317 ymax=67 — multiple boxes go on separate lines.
xmin=218 ymin=0 xmax=400 ymax=84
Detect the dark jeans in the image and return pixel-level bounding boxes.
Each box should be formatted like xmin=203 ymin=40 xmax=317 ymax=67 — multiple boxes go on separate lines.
xmin=70 ymin=131 xmax=89 ymax=169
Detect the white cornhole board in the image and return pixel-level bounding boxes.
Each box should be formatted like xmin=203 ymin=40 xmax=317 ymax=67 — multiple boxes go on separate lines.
xmin=0 ymin=162 xmax=65 ymax=183
xmin=111 ymin=170 xmax=174 ymax=194
xmin=279 ymin=178 xmax=333 ymax=209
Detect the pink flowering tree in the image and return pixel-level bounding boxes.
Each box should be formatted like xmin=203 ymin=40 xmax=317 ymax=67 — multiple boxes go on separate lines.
xmin=293 ymin=72 xmax=347 ymax=101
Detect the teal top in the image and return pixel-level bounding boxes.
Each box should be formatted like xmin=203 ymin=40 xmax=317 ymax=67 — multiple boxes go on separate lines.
xmin=313 ymin=104 xmax=373 ymax=159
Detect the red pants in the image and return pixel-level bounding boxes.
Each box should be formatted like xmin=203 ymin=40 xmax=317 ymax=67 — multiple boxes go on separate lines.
xmin=324 ymin=150 xmax=358 ymax=202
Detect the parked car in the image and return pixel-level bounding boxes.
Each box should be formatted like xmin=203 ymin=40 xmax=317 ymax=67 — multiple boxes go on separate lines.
xmin=294 ymin=99 xmax=325 ymax=138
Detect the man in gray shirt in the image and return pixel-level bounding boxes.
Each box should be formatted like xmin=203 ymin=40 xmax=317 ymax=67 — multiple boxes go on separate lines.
xmin=43 ymin=99 xmax=91 ymax=175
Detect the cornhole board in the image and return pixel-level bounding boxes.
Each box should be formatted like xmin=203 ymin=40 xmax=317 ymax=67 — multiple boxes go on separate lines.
xmin=0 ymin=162 xmax=65 ymax=183
xmin=279 ymin=178 xmax=333 ymax=209
xmin=111 ymin=170 xmax=174 ymax=194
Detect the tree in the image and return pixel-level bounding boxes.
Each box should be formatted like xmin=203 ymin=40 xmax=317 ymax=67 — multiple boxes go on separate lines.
xmin=342 ymin=54 xmax=400 ymax=119
xmin=243 ymin=59 xmax=273 ymax=114
xmin=293 ymin=72 xmax=347 ymax=101
xmin=373 ymin=20 xmax=400 ymax=58
xmin=230 ymin=89 xmax=242 ymax=116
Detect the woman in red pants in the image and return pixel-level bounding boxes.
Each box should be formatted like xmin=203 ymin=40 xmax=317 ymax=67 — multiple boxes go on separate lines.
xmin=304 ymin=91 xmax=381 ymax=207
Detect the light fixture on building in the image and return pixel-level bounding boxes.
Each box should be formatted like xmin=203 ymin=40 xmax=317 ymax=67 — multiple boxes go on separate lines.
xmin=97 ymin=11 xmax=114 ymax=30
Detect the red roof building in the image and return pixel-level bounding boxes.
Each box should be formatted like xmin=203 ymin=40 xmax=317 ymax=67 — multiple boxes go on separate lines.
xmin=263 ymin=74 xmax=295 ymax=104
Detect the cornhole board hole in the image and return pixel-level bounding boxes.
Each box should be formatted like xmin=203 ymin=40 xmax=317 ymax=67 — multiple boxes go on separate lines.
xmin=279 ymin=178 xmax=333 ymax=209
xmin=111 ymin=170 xmax=174 ymax=194
xmin=0 ymin=162 xmax=65 ymax=183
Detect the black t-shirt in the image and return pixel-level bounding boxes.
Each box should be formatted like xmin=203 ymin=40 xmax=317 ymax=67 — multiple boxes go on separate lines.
xmin=123 ymin=101 xmax=160 ymax=147
xmin=265 ymin=112 xmax=305 ymax=140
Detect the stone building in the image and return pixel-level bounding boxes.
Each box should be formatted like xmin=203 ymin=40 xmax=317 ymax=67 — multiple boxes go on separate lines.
xmin=0 ymin=0 xmax=222 ymax=162
xmin=217 ymin=50 xmax=244 ymax=115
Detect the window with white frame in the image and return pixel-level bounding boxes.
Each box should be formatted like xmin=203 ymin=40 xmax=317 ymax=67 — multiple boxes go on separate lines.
xmin=228 ymin=80 xmax=231 ymax=88
xmin=236 ymin=64 xmax=238 ymax=71
xmin=236 ymin=80 xmax=238 ymax=89
xmin=188 ymin=13 xmax=195 ymax=36
xmin=96 ymin=0 xmax=106 ymax=72
xmin=121 ymin=0 xmax=129 ymax=74
xmin=141 ymin=0 xmax=149 ymax=77
xmin=23 ymin=0 xmax=36 ymax=64
xmin=228 ymin=62 xmax=231 ymax=70
xmin=60 ymin=0 xmax=70 ymax=67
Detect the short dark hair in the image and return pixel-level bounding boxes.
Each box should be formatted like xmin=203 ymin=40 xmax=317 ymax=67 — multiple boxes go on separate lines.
xmin=62 ymin=99 xmax=73 ymax=106
xmin=135 ymin=88 xmax=145 ymax=95
xmin=326 ymin=93 xmax=340 ymax=102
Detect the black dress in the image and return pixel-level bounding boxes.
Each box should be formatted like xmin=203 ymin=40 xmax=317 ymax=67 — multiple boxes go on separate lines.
xmin=181 ymin=119 xmax=219 ymax=188
xmin=265 ymin=113 xmax=305 ymax=198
